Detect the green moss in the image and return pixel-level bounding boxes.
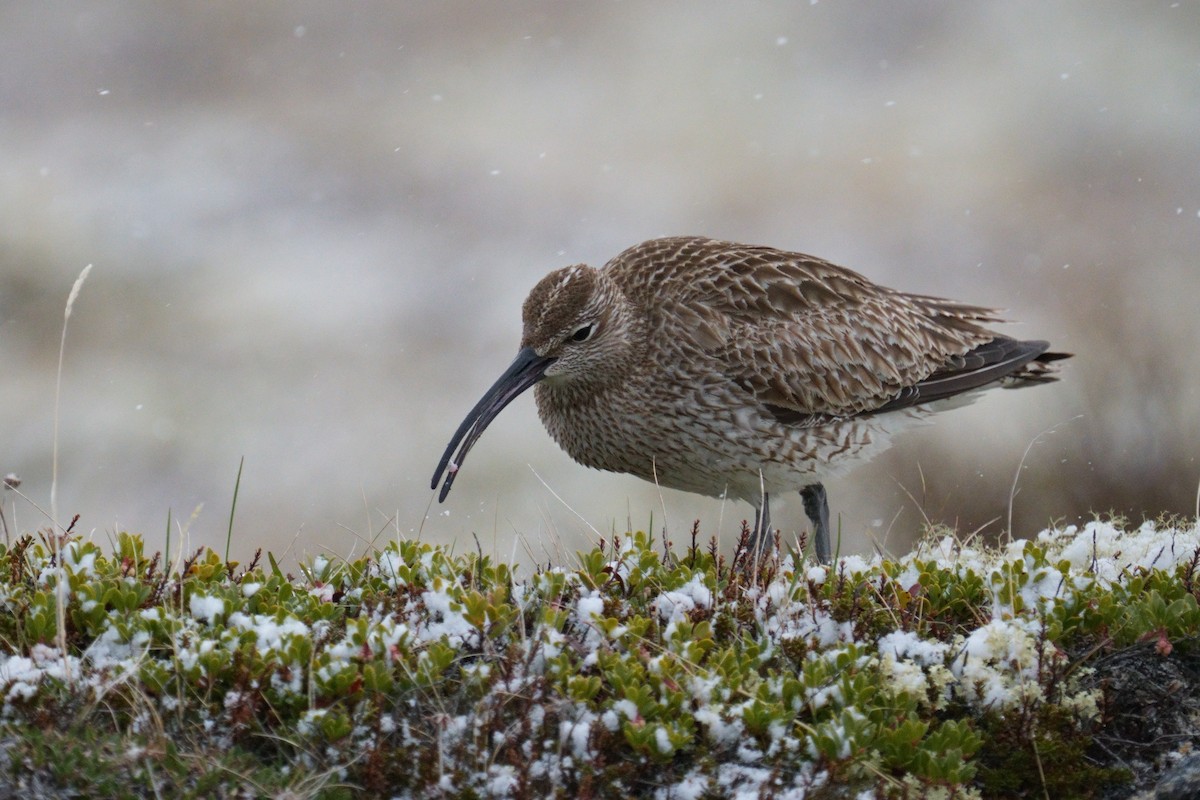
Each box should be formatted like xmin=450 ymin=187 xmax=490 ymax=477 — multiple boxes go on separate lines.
xmin=974 ymin=704 xmax=1130 ymax=799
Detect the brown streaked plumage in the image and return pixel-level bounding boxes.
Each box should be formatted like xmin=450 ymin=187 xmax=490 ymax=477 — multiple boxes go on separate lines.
xmin=432 ymin=236 xmax=1069 ymax=563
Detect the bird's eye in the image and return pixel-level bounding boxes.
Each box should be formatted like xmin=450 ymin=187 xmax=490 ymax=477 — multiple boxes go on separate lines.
xmin=570 ymin=323 xmax=595 ymax=342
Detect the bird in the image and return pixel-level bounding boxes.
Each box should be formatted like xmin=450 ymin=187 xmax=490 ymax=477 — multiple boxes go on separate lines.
xmin=431 ymin=236 xmax=1069 ymax=564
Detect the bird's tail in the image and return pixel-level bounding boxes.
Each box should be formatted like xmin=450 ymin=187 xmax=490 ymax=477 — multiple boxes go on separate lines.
xmin=1004 ymin=349 xmax=1072 ymax=386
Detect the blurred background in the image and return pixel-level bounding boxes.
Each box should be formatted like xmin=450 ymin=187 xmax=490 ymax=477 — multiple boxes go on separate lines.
xmin=1 ymin=2 xmax=1197 ymax=570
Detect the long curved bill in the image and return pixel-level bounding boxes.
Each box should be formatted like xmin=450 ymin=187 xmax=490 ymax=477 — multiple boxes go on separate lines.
xmin=431 ymin=346 xmax=556 ymax=502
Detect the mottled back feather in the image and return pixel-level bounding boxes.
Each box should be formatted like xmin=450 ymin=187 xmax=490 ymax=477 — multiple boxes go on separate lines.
xmin=602 ymin=236 xmax=1043 ymax=420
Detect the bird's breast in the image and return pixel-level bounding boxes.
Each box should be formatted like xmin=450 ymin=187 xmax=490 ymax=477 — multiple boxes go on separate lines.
xmin=532 ymin=370 xmax=931 ymax=503
xmin=536 ymin=376 xmax=779 ymax=489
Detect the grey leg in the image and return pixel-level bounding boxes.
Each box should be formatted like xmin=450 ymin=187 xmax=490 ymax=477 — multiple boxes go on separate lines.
xmin=751 ymin=492 xmax=771 ymax=554
xmin=801 ymin=483 xmax=831 ymax=564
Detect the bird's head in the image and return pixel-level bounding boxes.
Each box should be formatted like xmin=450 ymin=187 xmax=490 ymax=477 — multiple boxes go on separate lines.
xmin=431 ymin=263 xmax=634 ymax=501
xmin=519 ymin=264 xmax=633 ymax=386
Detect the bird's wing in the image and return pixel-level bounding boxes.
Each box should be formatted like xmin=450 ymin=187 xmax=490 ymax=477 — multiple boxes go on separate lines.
xmin=622 ymin=237 xmax=1011 ymax=419
xmin=721 ymin=299 xmax=1003 ymax=419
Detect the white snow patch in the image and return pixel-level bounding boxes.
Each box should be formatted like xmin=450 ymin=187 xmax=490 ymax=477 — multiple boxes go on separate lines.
xmin=652 ymin=574 xmax=713 ymax=623
xmin=876 ymin=630 xmax=949 ymax=666
xmin=189 ymin=593 xmax=225 ymax=622
xmin=228 ymin=611 xmax=309 ymax=653
xmin=418 ymin=586 xmax=476 ymax=645
xmin=487 ymin=764 xmax=519 ymax=797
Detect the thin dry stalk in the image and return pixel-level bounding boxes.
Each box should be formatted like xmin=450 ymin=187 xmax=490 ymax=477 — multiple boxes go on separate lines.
xmin=51 ymin=263 xmax=93 ymax=529
xmin=50 ymin=263 xmax=94 ymax=680
xmin=1007 ymin=415 xmax=1083 ymax=541
xmin=528 ymin=464 xmax=602 ymax=546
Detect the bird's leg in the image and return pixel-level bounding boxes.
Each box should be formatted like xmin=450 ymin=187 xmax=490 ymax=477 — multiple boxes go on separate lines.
xmin=751 ymin=492 xmax=772 ymax=555
xmin=801 ymin=483 xmax=831 ymax=564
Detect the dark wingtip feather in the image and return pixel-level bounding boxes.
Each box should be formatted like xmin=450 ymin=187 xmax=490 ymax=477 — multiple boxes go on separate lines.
xmin=1010 ymin=348 xmax=1072 ymax=384
xmin=875 ymin=337 xmax=1068 ymax=413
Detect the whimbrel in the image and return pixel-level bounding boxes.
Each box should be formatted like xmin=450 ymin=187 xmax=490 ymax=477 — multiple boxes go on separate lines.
xmin=432 ymin=236 xmax=1068 ymax=563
